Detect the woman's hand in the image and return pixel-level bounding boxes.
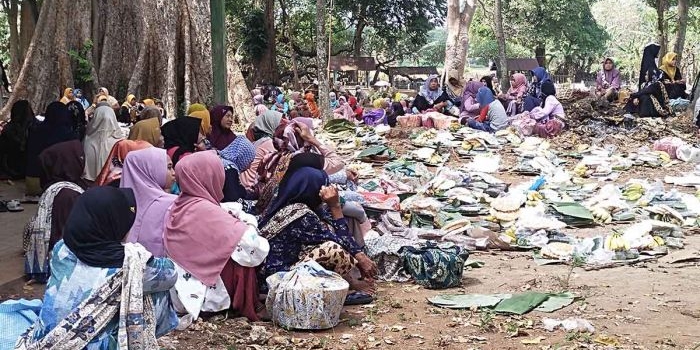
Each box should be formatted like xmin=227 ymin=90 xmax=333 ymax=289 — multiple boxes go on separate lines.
xmin=294 ymin=122 xmax=321 ymax=147
xmin=346 ymin=169 xmax=358 ymax=184
xmin=355 ymin=253 xmax=378 ymax=280
xmin=320 ymin=185 xmax=340 ymax=208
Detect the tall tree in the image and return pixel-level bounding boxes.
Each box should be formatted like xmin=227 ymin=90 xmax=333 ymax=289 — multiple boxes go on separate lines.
xmin=444 ymin=0 xmax=477 ymax=76
xmin=656 ymin=0 xmax=669 ymax=57
xmin=2 ymin=0 xmax=213 ymax=119
xmin=674 ymin=0 xmax=689 ymax=62
xmin=316 ymin=0 xmax=330 ymax=118
xmin=257 ymin=0 xmax=279 ymax=84
xmin=493 ymin=0 xmax=509 ymax=90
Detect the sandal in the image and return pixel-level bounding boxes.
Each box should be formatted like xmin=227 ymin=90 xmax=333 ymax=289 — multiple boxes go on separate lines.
xmin=6 ymin=199 xmax=24 ymax=212
xmin=344 ymin=291 xmax=374 ymax=306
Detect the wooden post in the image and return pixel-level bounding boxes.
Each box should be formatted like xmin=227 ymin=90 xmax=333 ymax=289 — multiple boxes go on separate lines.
xmin=211 ymin=0 xmax=227 ymax=104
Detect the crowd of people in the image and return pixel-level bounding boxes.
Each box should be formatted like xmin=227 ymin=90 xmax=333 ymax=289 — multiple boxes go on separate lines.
xmin=0 ymin=42 xmax=695 ymax=346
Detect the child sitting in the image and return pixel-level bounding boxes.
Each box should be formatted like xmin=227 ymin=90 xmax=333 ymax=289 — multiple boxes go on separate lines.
xmin=467 ymin=87 xmax=509 ymax=132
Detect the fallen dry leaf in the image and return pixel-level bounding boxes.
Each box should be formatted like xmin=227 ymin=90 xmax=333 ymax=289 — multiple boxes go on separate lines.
xmin=521 ymin=336 xmax=546 ymax=345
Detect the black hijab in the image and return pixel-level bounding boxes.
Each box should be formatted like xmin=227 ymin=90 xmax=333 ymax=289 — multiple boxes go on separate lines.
xmin=25 ymin=102 xmax=78 ymax=177
xmin=63 ymin=186 xmax=137 ymax=268
xmin=540 ymin=81 xmax=557 ymax=107
xmin=38 ymin=140 xmax=86 ymax=190
xmin=639 ymin=43 xmax=661 ymax=90
xmin=2 ymin=100 xmax=34 ymax=150
xmin=66 ymin=101 xmax=87 ymax=141
xmin=161 ymin=117 xmax=202 ymax=165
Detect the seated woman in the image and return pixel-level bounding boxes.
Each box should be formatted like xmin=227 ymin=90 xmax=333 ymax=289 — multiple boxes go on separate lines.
xmin=258 ymin=166 xmax=377 ymax=299
xmin=305 ymin=92 xmax=320 ymax=118
xmin=443 ymin=71 xmax=465 ymax=113
xmin=459 ymin=81 xmax=485 ymax=124
xmin=208 ymin=105 xmax=237 ymax=150
xmin=241 ymin=110 xmax=284 ymax=193
xmin=121 ymin=147 xmax=176 ymax=257
xmin=95 ymin=139 xmax=153 ymax=187
xmin=288 ymin=92 xmax=303 ymax=110
xmin=481 ymin=75 xmax=497 ymax=96
xmin=595 ymin=57 xmax=622 ymax=102
xmin=624 ymin=81 xmax=671 ymax=118
xmin=527 ymin=81 xmax=566 ymax=138
xmin=638 ymin=43 xmax=662 ymax=90
xmin=0 ymin=100 xmax=33 ymax=180
xmin=659 ymin=52 xmax=688 ymax=100
xmin=128 ymin=108 xmax=163 ymax=147
xmin=348 ymin=96 xmax=363 ymax=120
xmin=24 ymin=140 xmax=87 ymax=283
xmin=329 ymin=92 xmax=340 ymax=109
xmin=498 ymin=73 xmax=528 ymax=116
xmin=468 ymin=87 xmax=509 ymax=132
xmin=119 ymin=94 xmax=137 ymax=124
xmin=83 ymin=106 xmax=124 ymax=182
xmin=363 ymin=99 xmax=390 ymax=126
xmin=412 ymin=74 xmax=449 ymax=114
xmin=333 ymin=96 xmax=356 ymax=122
xmin=161 ymin=116 xmax=204 ymax=165
xmin=271 ymin=93 xmax=289 ymax=115
xmin=16 ymin=186 xmax=178 ymax=348
xmin=165 ymin=151 xmax=269 ymax=324
xmin=219 ymin=137 xmax=257 ymax=202
xmin=523 ymin=67 xmax=551 ymax=111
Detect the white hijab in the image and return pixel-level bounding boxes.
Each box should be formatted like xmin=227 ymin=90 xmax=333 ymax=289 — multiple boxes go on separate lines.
xmin=83 ymin=106 xmax=124 ymax=181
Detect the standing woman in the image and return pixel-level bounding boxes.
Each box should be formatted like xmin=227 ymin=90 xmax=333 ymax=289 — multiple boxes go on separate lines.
xmin=165 ymin=151 xmax=269 ymax=322
xmin=24 ymin=140 xmax=87 ymax=282
xmin=83 ymin=106 xmax=124 ymax=182
xmin=208 ymin=105 xmax=237 ymax=150
xmin=0 ymin=100 xmax=33 ymax=179
xmin=24 ymin=102 xmax=78 ymax=201
xmin=121 ymin=147 xmax=177 ymax=257
xmin=658 ymin=52 xmax=688 ymax=100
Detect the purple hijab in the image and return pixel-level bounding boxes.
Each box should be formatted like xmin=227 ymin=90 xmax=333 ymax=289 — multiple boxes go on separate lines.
xmin=120 ymin=147 xmax=176 ymax=257
xmin=208 ymin=105 xmax=236 ymax=150
xmin=462 ymin=81 xmax=484 ymax=100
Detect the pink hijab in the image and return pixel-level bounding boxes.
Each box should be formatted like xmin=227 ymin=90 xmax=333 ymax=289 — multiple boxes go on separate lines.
xmin=121 ymin=147 xmax=176 ymax=257
xmin=283 ymin=117 xmax=315 ymax=153
xmin=164 ymin=151 xmax=247 ymax=286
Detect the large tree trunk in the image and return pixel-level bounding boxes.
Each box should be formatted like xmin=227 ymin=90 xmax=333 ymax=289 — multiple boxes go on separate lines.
xmin=279 ymin=0 xmax=299 ymax=89
xmin=674 ymin=0 xmax=688 ymax=64
xmin=5 ymin=0 xmax=20 ymax=82
xmin=315 ymin=0 xmax=330 ymax=119
xmin=255 ymin=0 xmax=278 ymax=84
xmin=656 ymin=0 xmax=668 ymax=58
xmin=535 ymin=46 xmax=546 ymax=68
xmin=443 ymin=0 xmax=477 ymax=77
xmin=227 ymin=53 xmax=255 ymax=126
xmin=493 ymin=0 xmax=508 ymax=90
xmin=1 ymin=0 xmax=213 ymax=120
xmin=350 ymin=5 xmax=366 ymax=83
xmin=19 ymin=1 xmax=37 ymax=61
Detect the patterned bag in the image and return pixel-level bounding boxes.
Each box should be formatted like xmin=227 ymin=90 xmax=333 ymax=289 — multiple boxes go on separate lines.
xmin=400 ymin=242 xmax=469 ymax=289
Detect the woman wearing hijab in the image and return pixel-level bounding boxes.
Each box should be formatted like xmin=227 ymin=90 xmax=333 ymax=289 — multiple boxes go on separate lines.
xmin=524 ymin=67 xmax=552 ymax=111
xmin=165 ymin=151 xmax=269 ymax=322
xmin=121 ymin=147 xmax=176 ymax=257
xmin=0 ymin=100 xmax=33 ymax=179
xmin=220 ymin=137 xmax=256 ymax=202
xmin=528 ymin=81 xmax=566 ymax=138
xmin=188 ymin=103 xmax=212 ymax=136
xmin=83 ymin=105 xmax=124 ymax=182
xmin=624 ymin=81 xmax=672 ymax=118
xmin=348 ymin=95 xmax=363 ymax=120
xmin=499 ymin=73 xmax=528 ymax=116
xmin=595 ymin=58 xmax=622 ymax=102
xmin=468 ymin=87 xmax=509 ymax=132
xmin=444 ymin=71 xmax=465 ymax=112
xmin=639 ymin=43 xmax=662 ymax=90
xmin=95 ymin=139 xmax=152 ymax=187
xmin=24 ymin=140 xmax=87 ymax=282
xmin=333 ymin=96 xmax=356 ymax=122
xmin=119 ymin=94 xmax=137 ymax=124
xmin=73 ymin=88 xmax=90 ymax=109
xmin=459 ymin=81 xmax=485 ymax=123
xmin=659 ymin=52 xmax=688 ymax=100
xmin=240 ymin=110 xmax=283 ymax=192
xmin=129 ymin=108 xmax=163 ymax=147
xmin=24 ymin=102 xmax=78 ymax=200
xmin=66 ymin=100 xmax=87 ymax=141
xmin=208 ymin=105 xmax=236 ymax=150
xmin=256 ymin=118 xmax=344 ymax=213
xmin=59 ymin=88 xmax=74 ymax=104
xmin=161 ymin=116 xmax=204 ymax=166
xmin=17 ymin=186 xmax=178 ymax=349
xmin=411 ymin=74 xmax=449 ymax=113
xmin=329 ymin=92 xmax=339 ymax=109
xmin=480 ymin=75 xmax=497 ymax=96
xmin=271 ymin=93 xmax=289 ymax=114
xmin=305 ymin=91 xmax=320 ymax=118
xmin=289 ymin=91 xmax=302 ymax=110
xmin=258 ymin=166 xmax=377 ymax=298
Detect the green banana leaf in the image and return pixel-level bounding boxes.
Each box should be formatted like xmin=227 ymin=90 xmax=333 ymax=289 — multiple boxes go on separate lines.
xmin=324 ymin=119 xmax=356 ymax=134
xmin=550 ymin=202 xmax=594 ymax=220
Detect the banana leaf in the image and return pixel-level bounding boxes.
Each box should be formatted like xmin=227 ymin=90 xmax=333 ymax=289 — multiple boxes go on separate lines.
xmin=549 ymin=202 xmax=594 ymax=225
xmin=324 ymin=119 xmax=356 ymax=134
xmin=357 ymin=145 xmax=388 ymax=158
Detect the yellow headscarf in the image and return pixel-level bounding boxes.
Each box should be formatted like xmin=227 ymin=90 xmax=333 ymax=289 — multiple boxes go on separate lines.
xmin=189 ymin=110 xmax=212 ymax=135
xmin=659 ymin=52 xmax=677 ymax=80
xmin=187 ymin=103 xmax=207 ymax=115
xmin=122 ymin=94 xmax=136 ymax=108
xmin=60 ymin=88 xmax=73 ymax=104
xmin=143 ymin=98 xmax=155 ymax=107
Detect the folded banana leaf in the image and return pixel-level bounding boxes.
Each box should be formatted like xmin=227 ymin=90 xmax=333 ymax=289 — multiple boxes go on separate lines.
xmin=410 ymin=212 xmax=435 ymax=229
xmin=324 ymin=118 xmax=356 ymax=134
xmin=548 ymin=202 xmax=594 ymax=227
